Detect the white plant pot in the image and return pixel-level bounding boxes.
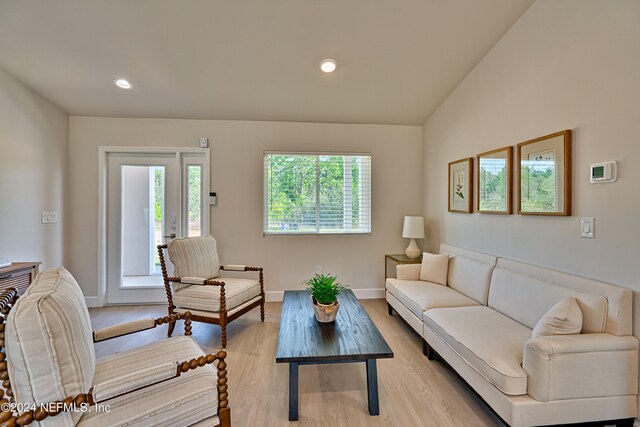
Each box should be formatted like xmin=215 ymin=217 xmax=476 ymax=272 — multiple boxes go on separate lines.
xmin=312 ymin=298 xmax=340 ymax=323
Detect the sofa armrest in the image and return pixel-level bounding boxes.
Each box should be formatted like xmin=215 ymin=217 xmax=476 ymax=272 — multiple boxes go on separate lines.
xmin=523 ymin=333 xmax=639 ymax=402
xmin=396 ymin=264 xmax=421 ymax=280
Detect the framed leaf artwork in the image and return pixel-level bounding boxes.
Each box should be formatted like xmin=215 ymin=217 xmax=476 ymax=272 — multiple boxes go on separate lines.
xmin=448 ymin=158 xmax=473 ymax=213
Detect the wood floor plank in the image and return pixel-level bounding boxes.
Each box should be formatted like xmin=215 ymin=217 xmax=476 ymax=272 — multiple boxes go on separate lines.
xmin=89 ymin=299 xmax=505 ymax=427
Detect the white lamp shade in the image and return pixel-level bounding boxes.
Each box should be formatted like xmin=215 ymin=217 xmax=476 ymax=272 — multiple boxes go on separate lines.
xmin=402 ymin=216 xmax=425 ymax=239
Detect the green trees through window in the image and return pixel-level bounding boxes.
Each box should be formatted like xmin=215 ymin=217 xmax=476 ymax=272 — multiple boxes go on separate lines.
xmin=264 ymin=153 xmax=371 ymax=234
xmin=479 ymin=159 xmax=507 ymax=211
xmin=521 ymin=162 xmax=557 ymax=212
xmin=187 ymin=165 xmax=202 ymax=236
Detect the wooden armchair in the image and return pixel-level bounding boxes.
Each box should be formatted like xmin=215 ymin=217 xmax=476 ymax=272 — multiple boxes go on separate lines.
xmin=157 ymin=235 xmax=265 ymax=348
xmin=0 ymin=268 xmax=231 ymax=427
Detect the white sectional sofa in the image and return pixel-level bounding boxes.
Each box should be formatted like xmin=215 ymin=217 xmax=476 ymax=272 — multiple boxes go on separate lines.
xmin=386 ymin=244 xmax=638 ymax=427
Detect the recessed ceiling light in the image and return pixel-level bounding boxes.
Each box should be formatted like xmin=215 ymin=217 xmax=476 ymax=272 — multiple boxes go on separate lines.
xmin=320 ymin=58 xmax=337 ymax=73
xmin=113 ymin=78 xmax=133 ymax=90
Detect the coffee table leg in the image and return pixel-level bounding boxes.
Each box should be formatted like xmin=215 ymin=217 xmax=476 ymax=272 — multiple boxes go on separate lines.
xmin=289 ymin=362 xmax=299 ymax=421
xmin=366 ymin=359 xmax=379 ymax=415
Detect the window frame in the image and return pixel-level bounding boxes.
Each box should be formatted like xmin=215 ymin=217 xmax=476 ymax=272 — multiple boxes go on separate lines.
xmin=263 ymin=151 xmax=372 ymax=236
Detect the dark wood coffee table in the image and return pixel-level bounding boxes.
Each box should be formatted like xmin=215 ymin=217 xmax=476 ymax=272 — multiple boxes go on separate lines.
xmin=275 ymin=289 xmax=394 ymax=421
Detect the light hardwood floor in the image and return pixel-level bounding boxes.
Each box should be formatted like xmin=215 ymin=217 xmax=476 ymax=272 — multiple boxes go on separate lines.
xmin=89 ymin=300 xmax=505 ymax=427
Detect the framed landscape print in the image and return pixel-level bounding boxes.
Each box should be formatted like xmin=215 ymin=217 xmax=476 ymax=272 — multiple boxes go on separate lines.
xmin=477 ymin=146 xmax=513 ymax=214
xmin=448 ymin=158 xmax=473 ymax=213
xmin=517 ymin=130 xmax=572 ymax=216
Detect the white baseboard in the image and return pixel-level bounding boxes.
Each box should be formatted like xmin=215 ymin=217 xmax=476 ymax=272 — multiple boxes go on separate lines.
xmin=265 ymin=291 xmax=284 ymax=302
xmin=353 ymin=288 xmax=385 ymax=299
xmin=85 ymin=296 xmax=100 ymax=308
xmin=88 ymin=289 xmax=386 ymax=306
xmin=266 ymin=288 xmax=384 ymax=303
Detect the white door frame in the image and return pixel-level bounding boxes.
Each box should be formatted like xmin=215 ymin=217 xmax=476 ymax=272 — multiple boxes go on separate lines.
xmin=97 ymin=146 xmax=210 ymax=307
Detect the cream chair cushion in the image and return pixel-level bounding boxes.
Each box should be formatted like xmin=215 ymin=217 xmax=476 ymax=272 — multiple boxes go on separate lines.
xmin=419 ymin=253 xmax=449 ymax=285
xmin=386 ymin=279 xmax=480 ymax=318
xmin=168 ymin=235 xmax=221 ymax=280
xmin=532 ymin=297 xmax=583 ymax=338
xmin=5 ymin=267 xmax=96 ymax=427
xmin=424 ymin=306 xmax=532 ymax=395
xmin=173 ymin=277 xmax=261 ymax=312
xmin=79 ymin=336 xmax=218 ymax=427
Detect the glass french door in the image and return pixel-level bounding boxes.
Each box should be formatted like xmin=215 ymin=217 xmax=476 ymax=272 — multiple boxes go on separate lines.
xmin=106 ymin=151 xmax=207 ymax=304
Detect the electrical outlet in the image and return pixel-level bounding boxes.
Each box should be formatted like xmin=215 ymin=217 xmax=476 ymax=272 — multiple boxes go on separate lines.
xmin=315 ymin=265 xmax=322 ymax=274
xmin=42 ymin=212 xmax=58 ymax=224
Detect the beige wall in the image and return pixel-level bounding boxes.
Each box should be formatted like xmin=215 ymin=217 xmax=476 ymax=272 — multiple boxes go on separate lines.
xmin=0 ymin=67 xmax=68 ymax=268
xmin=69 ymin=117 xmax=422 ymax=299
xmin=422 ymin=0 xmax=640 ymax=418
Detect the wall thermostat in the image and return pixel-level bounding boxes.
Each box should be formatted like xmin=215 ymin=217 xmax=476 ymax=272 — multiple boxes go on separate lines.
xmin=199 ymin=137 xmax=209 ymax=148
xmin=590 ymin=161 xmax=617 ymax=183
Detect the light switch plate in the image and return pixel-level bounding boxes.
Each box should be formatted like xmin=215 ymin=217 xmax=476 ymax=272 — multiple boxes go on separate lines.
xmin=199 ymin=137 xmax=209 ymax=148
xmin=580 ymin=217 xmax=594 ymax=238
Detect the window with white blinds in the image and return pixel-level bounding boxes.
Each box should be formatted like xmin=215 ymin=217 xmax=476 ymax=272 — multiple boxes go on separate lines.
xmin=263 ymin=152 xmax=371 ymax=235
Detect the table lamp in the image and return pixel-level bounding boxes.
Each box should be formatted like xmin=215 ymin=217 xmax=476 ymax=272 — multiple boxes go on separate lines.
xmin=402 ymin=216 xmax=425 ymax=259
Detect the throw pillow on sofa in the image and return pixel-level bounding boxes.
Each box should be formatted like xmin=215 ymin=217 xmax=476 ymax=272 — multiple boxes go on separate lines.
xmin=532 ymin=296 xmax=583 ymax=338
xmin=419 ymin=252 xmax=449 ymax=286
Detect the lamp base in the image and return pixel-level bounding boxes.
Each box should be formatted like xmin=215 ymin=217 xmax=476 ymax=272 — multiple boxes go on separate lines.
xmin=405 ymin=239 xmax=422 ymax=259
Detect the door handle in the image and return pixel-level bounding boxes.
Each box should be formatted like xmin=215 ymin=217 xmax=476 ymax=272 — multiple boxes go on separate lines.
xmin=163 ymin=233 xmax=176 ymax=239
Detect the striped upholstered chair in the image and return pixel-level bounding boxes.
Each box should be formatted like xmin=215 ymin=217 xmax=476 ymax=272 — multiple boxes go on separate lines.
xmin=1 ymin=268 xmax=230 ymax=426
xmin=157 ymin=235 xmax=265 ymax=348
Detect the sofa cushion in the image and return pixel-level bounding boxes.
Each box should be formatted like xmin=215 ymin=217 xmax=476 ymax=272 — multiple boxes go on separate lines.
xmin=439 ymin=244 xmax=497 ymax=305
xmin=489 ymin=259 xmax=608 ymax=333
xmin=386 ymin=278 xmax=480 ymax=319
xmin=532 ymin=297 xmax=583 ymax=338
xmin=491 ymin=258 xmax=632 ymax=336
xmin=6 ymin=267 xmax=96 ymax=427
xmin=424 ymin=306 xmax=531 ymax=395
xmin=419 ymin=253 xmax=449 ymax=285
xmin=173 ymin=277 xmax=260 ymax=312
xmin=79 ymin=335 xmax=217 ymax=426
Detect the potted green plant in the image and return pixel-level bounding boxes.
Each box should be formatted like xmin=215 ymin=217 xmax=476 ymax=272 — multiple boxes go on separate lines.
xmin=303 ymin=273 xmax=348 ymax=323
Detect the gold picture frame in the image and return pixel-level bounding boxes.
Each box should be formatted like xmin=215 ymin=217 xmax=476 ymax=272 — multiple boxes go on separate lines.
xmin=477 ymin=146 xmax=513 ymax=214
xmin=448 ymin=158 xmax=473 ymax=213
xmin=517 ymin=130 xmax=572 ymax=216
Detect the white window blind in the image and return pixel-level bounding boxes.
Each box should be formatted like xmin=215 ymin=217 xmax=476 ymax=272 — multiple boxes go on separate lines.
xmin=263 ymin=152 xmax=371 ymax=235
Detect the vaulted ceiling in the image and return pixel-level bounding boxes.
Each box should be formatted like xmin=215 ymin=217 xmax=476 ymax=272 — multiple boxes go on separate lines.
xmin=0 ymin=0 xmax=533 ymax=125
